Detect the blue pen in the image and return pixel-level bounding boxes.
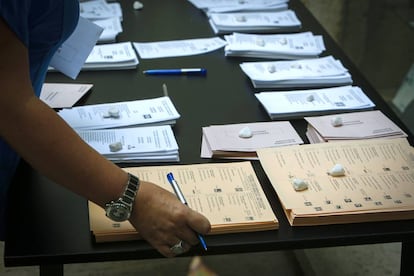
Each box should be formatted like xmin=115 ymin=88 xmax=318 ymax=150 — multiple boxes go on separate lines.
xmin=143 ymin=68 xmax=207 ymax=76
xmin=167 ymin=172 xmax=208 ymax=251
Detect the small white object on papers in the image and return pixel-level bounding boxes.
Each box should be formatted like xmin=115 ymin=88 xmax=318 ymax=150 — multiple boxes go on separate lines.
xmin=208 ymin=10 xmax=301 ymax=35
xmin=58 ymin=96 xmax=180 ymax=130
xmin=49 ymin=17 xmax=103 ymax=79
xmin=40 ymin=83 xmax=93 ymax=108
xmin=133 ymin=37 xmax=227 ymax=59
xmin=201 ymin=121 xmax=303 ymax=159
xmin=224 ymin=32 xmax=326 ymax=59
xmin=255 ymin=86 xmax=375 ymax=120
xmin=77 ymin=125 xmax=179 ymax=163
xmin=240 ymin=56 xmax=353 ymax=89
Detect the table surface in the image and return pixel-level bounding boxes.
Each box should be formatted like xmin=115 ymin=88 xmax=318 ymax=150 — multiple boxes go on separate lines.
xmin=5 ymin=0 xmax=414 ymax=267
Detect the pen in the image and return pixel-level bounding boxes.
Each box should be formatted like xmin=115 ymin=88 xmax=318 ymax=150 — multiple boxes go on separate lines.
xmin=143 ymin=68 xmax=207 ymax=76
xmin=167 ymin=172 xmax=208 ymax=251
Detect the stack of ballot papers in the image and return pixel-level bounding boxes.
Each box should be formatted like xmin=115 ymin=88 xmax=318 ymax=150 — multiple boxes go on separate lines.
xmin=240 ymin=56 xmax=353 ymax=88
xmin=255 ymin=86 xmax=375 ymax=119
xmin=188 ymin=0 xmax=289 ymax=13
xmin=89 ymin=161 xmax=279 ymax=242
xmin=224 ymin=32 xmax=325 ymax=59
xmin=76 ymin=125 xmax=179 ymax=163
xmin=82 ymin=42 xmax=139 ymax=70
xmin=80 ymin=0 xmax=123 ymax=43
xmin=257 ymin=138 xmax=414 ymax=226
xmin=305 ymin=110 xmax=408 ymax=143
xmin=208 ymin=10 xmax=301 ymax=34
xmin=58 ymin=96 xmax=180 ymax=130
xmin=201 ymin=121 xmax=303 ymax=159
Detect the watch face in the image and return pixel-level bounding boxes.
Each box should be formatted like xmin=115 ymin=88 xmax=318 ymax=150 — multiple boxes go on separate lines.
xmin=106 ymin=202 xmax=130 ymax=222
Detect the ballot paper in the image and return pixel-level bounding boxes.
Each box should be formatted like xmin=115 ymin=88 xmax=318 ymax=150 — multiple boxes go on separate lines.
xmin=257 ymin=138 xmax=414 ymax=226
xmin=201 ymin=121 xmax=303 ymax=159
xmin=40 ymin=83 xmax=93 ymax=108
xmin=80 ymin=0 xmax=123 ymax=21
xmin=58 ymin=96 xmax=180 ymax=130
xmin=304 ymin=110 xmax=408 ymax=143
xmin=76 ymin=125 xmax=179 ymax=163
xmin=82 ymin=42 xmax=139 ymax=70
xmin=240 ymin=56 xmax=353 ymax=88
xmin=224 ymin=32 xmax=326 ymax=59
xmin=133 ymin=37 xmax=227 ymax=59
xmin=89 ymin=161 xmax=279 ymax=242
xmin=208 ymin=10 xmax=301 ymax=34
xmin=255 ymin=86 xmax=375 ymax=120
xmin=93 ymin=17 xmax=123 ymax=43
xmin=188 ymin=0 xmax=289 ymax=13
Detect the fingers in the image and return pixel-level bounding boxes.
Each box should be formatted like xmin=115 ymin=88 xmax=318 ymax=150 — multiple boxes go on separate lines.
xmin=130 ymin=181 xmax=211 ymax=257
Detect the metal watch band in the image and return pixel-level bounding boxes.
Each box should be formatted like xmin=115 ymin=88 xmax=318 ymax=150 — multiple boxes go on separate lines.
xmin=120 ymin=173 xmax=140 ymax=208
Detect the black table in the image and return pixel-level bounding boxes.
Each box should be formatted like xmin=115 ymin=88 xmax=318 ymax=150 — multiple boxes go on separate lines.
xmin=5 ymin=0 xmax=414 ymax=275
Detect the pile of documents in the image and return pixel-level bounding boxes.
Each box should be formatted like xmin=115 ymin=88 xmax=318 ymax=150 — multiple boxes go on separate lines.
xmin=201 ymin=121 xmax=303 ymax=159
xmin=305 ymin=110 xmax=408 ymax=143
xmin=257 ymin=138 xmax=414 ymax=226
xmin=208 ymin=10 xmax=301 ymax=34
xmin=187 ymin=0 xmax=289 ymax=13
xmin=82 ymin=42 xmax=139 ymax=70
xmin=76 ymin=125 xmax=179 ymax=163
xmin=80 ymin=0 xmax=123 ymax=43
xmin=224 ymin=32 xmax=326 ymax=59
xmin=89 ymin=161 xmax=279 ymax=242
xmin=255 ymin=86 xmax=375 ymax=120
xmin=240 ymin=56 xmax=353 ymax=88
xmin=58 ymin=96 xmax=180 ymax=130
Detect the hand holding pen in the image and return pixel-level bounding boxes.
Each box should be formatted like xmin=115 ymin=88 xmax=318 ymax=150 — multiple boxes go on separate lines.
xmin=167 ymin=172 xmax=208 ymax=252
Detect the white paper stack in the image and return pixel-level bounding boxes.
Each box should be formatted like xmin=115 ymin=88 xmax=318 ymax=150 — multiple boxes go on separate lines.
xmin=208 ymin=10 xmax=301 ymax=34
xmin=76 ymin=125 xmax=179 ymax=163
xmin=224 ymin=32 xmax=325 ymax=59
xmin=201 ymin=121 xmax=303 ymax=159
xmin=255 ymin=86 xmax=375 ymax=120
xmin=188 ymin=0 xmax=289 ymax=13
xmin=82 ymin=42 xmax=139 ymax=70
xmin=58 ymin=96 xmax=180 ymax=130
xmin=305 ymin=110 xmax=408 ymax=143
xmin=80 ymin=0 xmax=123 ymax=42
xmin=240 ymin=56 xmax=352 ymax=88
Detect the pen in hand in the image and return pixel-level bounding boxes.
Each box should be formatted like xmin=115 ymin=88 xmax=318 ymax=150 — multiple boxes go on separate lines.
xmin=166 ymin=172 xmax=208 ymax=251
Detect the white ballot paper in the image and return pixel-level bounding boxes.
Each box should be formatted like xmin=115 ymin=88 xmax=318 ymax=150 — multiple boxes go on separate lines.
xmin=76 ymin=125 xmax=179 ymax=163
xmin=304 ymin=110 xmax=408 ymax=143
xmin=133 ymin=37 xmax=227 ymax=59
xmin=93 ymin=17 xmax=123 ymax=43
xmin=188 ymin=0 xmax=289 ymax=13
xmin=80 ymin=0 xmax=123 ymax=21
xmin=240 ymin=56 xmax=353 ymax=88
xmin=83 ymin=42 xmax=139 ymax=70
xmin=49 ymin=17 xmax=103 ymax=79
xmin=40 ymin=83 xmax=93 ymax=108
xmin=255 ymin=86 xmax=375 ymax=120
xmin=201 ymin=121 xmax=303 ymax=159
xmin=208 ymin=10 xmax=301 ymax=34
xmin=58 ymin=96 xmax=180 ymax=130
xmin=224 ymin=32 xmax=325 ymax=59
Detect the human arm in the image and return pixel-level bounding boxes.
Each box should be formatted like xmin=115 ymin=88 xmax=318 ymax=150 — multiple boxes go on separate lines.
xmin=0 ymin=18 xmax=210 ymax=257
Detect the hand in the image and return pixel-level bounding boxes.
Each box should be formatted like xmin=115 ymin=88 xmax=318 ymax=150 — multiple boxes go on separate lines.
xmin=129 ymin=181 xmax=211 ymax=257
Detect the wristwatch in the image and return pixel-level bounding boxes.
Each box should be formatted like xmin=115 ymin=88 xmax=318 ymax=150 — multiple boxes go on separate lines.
xmin=105 ymin=173 xmax=140 ymax=222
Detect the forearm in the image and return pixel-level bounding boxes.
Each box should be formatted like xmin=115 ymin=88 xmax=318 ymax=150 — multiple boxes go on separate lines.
xmin=1 ymin=94 xmax=127 ymax=207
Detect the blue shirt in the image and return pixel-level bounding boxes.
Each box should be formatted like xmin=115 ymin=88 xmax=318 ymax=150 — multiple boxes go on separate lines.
xmin=0 ymin=0 xmax=79 ymax=240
